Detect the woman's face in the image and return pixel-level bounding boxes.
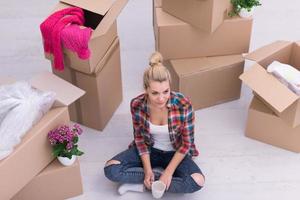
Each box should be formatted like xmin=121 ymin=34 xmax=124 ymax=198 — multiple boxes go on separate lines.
xmin=146 ymin=80 xmax=170 ymax=109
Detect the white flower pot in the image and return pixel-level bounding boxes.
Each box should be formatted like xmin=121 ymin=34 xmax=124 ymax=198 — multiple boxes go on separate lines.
xmin=239 ymin=7 xmax=254 ymax=18
xmin=57 ymin=155 xmax=76 ymax=166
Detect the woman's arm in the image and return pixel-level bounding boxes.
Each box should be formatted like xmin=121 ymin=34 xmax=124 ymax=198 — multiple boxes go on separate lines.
xmin=131 ymin=99 xmax=149 ymax=155
xmin=141 ymin=153 xmax=154 ymax=189
xmin=159 ymin=151 xmax=185 ymax=190
xmin=130 ymin=99 xmax=153 ymax=189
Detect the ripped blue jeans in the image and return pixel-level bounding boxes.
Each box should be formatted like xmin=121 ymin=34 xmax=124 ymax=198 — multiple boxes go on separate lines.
xmin=104 ymin=146 xmax=204 ymax=193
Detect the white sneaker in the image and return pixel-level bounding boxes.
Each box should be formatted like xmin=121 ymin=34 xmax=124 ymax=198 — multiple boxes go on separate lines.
xmin=118 ymin=183 xmax=145 ymax=195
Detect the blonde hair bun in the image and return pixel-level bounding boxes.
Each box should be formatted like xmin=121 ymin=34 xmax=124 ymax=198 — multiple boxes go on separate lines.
xmin=149 ymin=52 xmax=163 ymax=67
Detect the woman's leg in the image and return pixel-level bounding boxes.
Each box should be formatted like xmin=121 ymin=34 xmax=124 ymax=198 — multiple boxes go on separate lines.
xmin=104 ymin=146 xmax=145 ymax=184
xmin=167 ymin=156 xmax=205 ymax=193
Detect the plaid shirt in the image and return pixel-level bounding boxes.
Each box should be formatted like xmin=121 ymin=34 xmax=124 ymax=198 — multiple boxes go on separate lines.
xmin=129 ymin=91 xmax=199 ymax=157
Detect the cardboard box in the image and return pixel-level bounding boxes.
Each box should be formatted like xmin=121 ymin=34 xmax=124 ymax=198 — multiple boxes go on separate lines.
xmin=52 ymin=65 xmax=82 ymax=123
xmin=0 ymin=72 xmax=84 ymax=199
xmin=153 ymin=0 xmax=162 ymax=27
xmin=75 ymin=38 xmax=123 ymax=130
xmin=154 ymin=8 xmax=252 ymax=60
xmin=52 ymin=38 xmax=122 ymax=131
xmin=45 ymin=0 xmax=128 ymax=74
xmin=161 ymin=0 xmax=232 ymax=32
xmin=246 ymin=97 xmax=300 ymax=153
xmin=154 ymin=0 xmax=162 ymax=8
xmin=12 ymin=159 xmax=83 ymax=200
xmin=240 ymin=40 xmax=300 ymax=127
xmin=166 ymin=54 xmax=244 ymax=110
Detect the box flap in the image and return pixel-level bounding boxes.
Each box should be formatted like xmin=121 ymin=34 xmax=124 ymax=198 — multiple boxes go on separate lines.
xmin=170 ymin=54 xmax=244 ymax=77
xmin=250 ymin=97 xmax=275 ymax=115
xmin=60 ymin=0 xmax=114 ymax=16
xmin=92 ymin=0 xmax=128 ymax=39
xmin=245 ymin=40 xmax=292 ymax=63
xmin=29 ymin=71 xmax=85 ymax=107
xmin=94 ymin=37 xmax=119 ymax=74
xmin=240 ymin=64 xmax=299 ymax=113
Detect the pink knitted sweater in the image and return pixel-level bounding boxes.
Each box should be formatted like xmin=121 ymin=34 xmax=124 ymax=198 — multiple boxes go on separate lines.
xmin=40 ymin=7 xmax=92 ymax=71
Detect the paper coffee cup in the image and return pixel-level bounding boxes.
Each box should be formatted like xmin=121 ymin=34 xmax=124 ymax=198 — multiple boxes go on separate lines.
xmin=151 ymin=180 xmax=166 ymax=199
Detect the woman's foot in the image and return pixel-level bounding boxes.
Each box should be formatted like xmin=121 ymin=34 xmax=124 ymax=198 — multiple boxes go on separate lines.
xmin=118 ymin=183 xmax=145 ymax=195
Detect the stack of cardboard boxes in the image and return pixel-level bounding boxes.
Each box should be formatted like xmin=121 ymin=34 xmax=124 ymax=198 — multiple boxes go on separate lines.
xmin=240 ymin=41 xmax=300 ymax=152
xmin=0 ymin=72 xmax=85 ymax=199
xmin=46 ymin=0 xmax=128 ymax=131
xmin=153 ymin=0 xmax=253 ymax=110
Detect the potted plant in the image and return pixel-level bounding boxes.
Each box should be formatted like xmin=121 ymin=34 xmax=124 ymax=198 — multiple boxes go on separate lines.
xmin=229 ymin=0 xmax=262 ymax=18
xmin=48 ymin=124 xmax=84 ymax=166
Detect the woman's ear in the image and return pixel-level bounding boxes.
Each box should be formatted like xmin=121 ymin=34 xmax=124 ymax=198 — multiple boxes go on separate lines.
xmin=144 ymin=88 xmax=149 ymax=96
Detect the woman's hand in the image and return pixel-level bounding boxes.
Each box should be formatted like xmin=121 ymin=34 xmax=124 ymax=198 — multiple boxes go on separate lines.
xmin=159 ymin=171 xmax=172 ymax=191
xmin=144 ymin=170 xmax=155 ymax=190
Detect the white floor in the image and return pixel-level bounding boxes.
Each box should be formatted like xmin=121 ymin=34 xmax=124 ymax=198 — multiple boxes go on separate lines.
xmin=1 ymin=0 xmax=300 ymax=199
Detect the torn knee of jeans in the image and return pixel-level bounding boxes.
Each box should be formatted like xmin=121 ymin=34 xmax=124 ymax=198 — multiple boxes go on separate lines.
xmin=105 ymin=159 xmax=121 ymax=167
xmin=191 ymin=173 xmax=205 ymax=187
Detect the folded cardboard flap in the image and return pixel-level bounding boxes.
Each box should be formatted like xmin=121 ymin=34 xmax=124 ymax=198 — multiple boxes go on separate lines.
xmin=240 ymin=64 xmax=299 ymax=113
xmin=29 ymin=71 xmax=85 ymax=107
xmin=61 ymin=0 xmax=113 ymax=16
xmin=250 ymin=96 xmax=274 ymax=115
xmin=60 ymin=0 xmax=128 ymax=38
xmin=94 ymin=37 xmax=120 ymax=74
xmin=245 ymin=40 xmax=293 ymax=67
xmin=94 ymin=0 xmax=128 ymax=37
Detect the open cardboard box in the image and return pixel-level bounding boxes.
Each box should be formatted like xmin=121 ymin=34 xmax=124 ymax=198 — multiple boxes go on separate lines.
xmin=154 ymin=8 xmax=252 ymax=60
xmin=0 ymin=72 xmax=84 ymax=199
xmin=52 ymin=37 xmax=123 ymax=131
xmin=13 ymin=159 xmax=83 ymax=200
xmin=240 ymin=40 xmax=300 ymax=127
xmin=246 ymin=97 xmax=300 ymax=153
xmin=45 ymin=0 xmax=128 ymax=74
xmin=161 ymin=0 xmax=232 ymax=33
xmin=166 ymin=54 xmax=244 ymax=110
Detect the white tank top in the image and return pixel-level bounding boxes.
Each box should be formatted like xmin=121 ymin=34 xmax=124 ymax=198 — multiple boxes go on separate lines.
xmin=149 ymin=121 xmax=175 ymax=151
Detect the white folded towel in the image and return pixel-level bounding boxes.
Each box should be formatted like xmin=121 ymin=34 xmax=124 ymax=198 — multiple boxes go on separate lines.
xmin=267 ymin=61 xmax=300 ymax=95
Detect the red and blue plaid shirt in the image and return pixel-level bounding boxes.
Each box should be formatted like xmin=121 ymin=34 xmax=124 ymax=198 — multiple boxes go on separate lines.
xmin=129 ymin=91 xmax=199 ymax=157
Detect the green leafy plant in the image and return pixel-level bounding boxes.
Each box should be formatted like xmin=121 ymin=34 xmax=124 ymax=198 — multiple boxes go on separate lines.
xmin=48 ymin=124 xmax=84 ymax=159
xmin=229 ymin=0 xmax=262 ymax=17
